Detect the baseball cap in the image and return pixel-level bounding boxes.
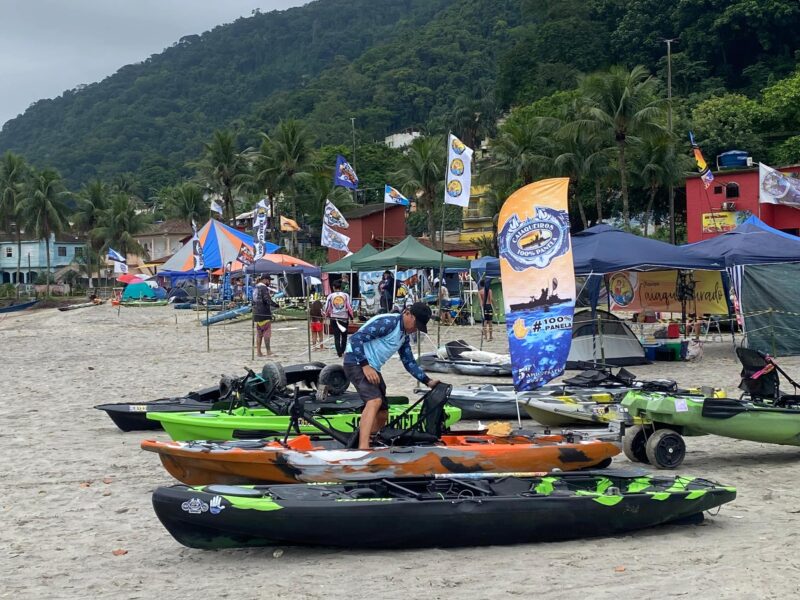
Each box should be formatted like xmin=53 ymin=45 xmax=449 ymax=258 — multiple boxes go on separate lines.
xmin=409 ymin=302 xmax=432 ymax=333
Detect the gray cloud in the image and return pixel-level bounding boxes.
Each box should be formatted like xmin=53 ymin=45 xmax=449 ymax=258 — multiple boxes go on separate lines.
xmin=0 ymin=0 xmax=308 ymax=127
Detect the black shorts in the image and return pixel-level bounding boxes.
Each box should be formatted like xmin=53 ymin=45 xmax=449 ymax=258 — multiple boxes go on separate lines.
xmin=483 ymin=305 xmax=494 ymax=321
xmin=343 ymin=362 xmax=388 ymax=410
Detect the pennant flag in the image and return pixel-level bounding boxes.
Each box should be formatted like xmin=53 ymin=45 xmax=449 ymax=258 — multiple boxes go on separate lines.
xmin=333 ymin=155 xmax=358 ymax=190
xmin=191 ymin=219 xmax=205 ymax=270
xmin=236 ymin=244 xmax=255 ymax=266
xmin=384 ymin=184 xmax=410 ymax=206
xmin=498 ymin=178 xmax=574 ymax=391
xmin=321 ymin=223 xmax=351 ymax=252
xmin=323 ymin=199 xmax=349 ymax=229
xmin=113 ymin=260 xmax=129 ymax=274
xmin=253 ymin=199 xmax=270 ymax=261
xmin=444 ymin=134 xmax=473 ymax=208
xmin=280 ymin=215 xmax=301 ymax=232
xmin=107 ymin=248 xmax=126 ymax=263
xmin=689 ymin=132 xmax=715 ymax=189
xmin=209 ymin=196 xmax=223 ymax=216
xmin=759 ymin=162 xmax=800 ymax=208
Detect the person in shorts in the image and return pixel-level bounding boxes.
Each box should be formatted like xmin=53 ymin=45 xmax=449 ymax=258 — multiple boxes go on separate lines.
xmin=309 ymin=298 xmax=324 ymax=350
xmin=343 ymin=302 xmax=440 ymax=449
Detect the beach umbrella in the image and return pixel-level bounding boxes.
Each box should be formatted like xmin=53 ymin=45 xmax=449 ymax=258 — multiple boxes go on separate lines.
xmin=117 ymin=273 xmax=147 ymax=284
xmin=259 ymin=253 xmax=316 ymax=268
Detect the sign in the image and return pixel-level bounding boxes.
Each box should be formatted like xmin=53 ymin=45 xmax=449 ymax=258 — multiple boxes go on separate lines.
xmin=607 ymin=270 xmax=727 ymax=314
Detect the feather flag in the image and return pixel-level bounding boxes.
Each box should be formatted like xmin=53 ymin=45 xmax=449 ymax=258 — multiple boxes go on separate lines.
xmin=323 ymin=199 xmax=349 ymax=229
xmin=252 ymin=199 xmax=270 ymax=261
xmin=191 ymin=219 xmax=205 ymax=270
xmin=280 ymin=215 xmax=301 ymax=232
xmin=384 ymin=184 xmax=410 ymax=206
xmin=113 ymin=260 xmax=129 ymax=274
xmin=321 ymin=223 xmax=351 ymax=252
xmin=689 ymin=132 xmax=714 ymax=189
xmin=107 ymin=248 xmax=126 ymax=263
xmin=444 ymin=134 xmax=473 ymax=208
xmin=333 ymin=155 xmax=358 ymax=190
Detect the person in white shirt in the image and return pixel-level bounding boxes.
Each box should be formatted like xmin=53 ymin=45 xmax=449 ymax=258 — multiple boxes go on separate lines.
xmin=324 ymin=280 xmax=354 ymax=357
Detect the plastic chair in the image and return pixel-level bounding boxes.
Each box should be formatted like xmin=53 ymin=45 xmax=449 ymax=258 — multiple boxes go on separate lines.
xmin=703 ymin=315 xmax=723 ymax=342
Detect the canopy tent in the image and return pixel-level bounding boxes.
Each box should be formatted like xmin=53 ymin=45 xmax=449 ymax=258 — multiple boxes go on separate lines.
xmin=352 ymin=236 xmax=471 ymax=270
xmin=470 ymin=256 xmax=500 ymax=278
xmin=683 ymin=216 xmax=800 ymax=268
xmin=322 ymin=244 xmax=378 ymax=273
xmin=260 ymin=253 xmax=315 ymax=268
xmin=159 ymin=219 xmax=279 ymax=273
xmin=245 ymin=260 xmax=304 ymax=275
xmin=121 ymin=282 xmax=167 ymax=301
xmin=572 ymin=224 xmax=721 ymax=275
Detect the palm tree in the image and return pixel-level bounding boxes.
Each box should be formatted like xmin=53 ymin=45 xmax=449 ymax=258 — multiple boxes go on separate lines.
xmin=449 ymin=94 xmax=498 ymax=150
xmin=392 ymin=135 xmax=446 ymax=243
xmin=162 ymin=182 xmax=209 ymax=225
xmin=295 ymin=170 xmax=353 ymax=227
xmin=249 ymin=133 xmax=283 ymax=242
xmin=578 ymin=65 xmax=665 ymax=228
xmin=73 ymin=179 xmax=110 ymax=288
xmin=192 ymin=130 xmax=249 ymax=223
xmin=92 ymin=192 xmax=152 ymax=259
xmin=0 ymin=152 xmax=28 ymax=293
xmin=632 ymin=134 xmax=688 ymax=235
xmin=16 ymin=168 xmax=71 ymax=296
xmin=483 ymin=113 xmax=558 ymax=188
xmin=271 ymin=120 xmax=314 ymax=248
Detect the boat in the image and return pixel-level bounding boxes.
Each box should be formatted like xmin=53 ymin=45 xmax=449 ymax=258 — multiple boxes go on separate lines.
xmin=95 ymin=362 xmax=341 ymax=431
xmin=620 ymin=390 xmax=800 ymax=468
xmin=201 ymin=304 xmax=251 ymax=326
xmin=58 ymin=299 xmax=105 ymax=311
xmin=0 ymin=299 xmax=38 ymax=313
xmin=418 ymin=340 xmax=512 ymax=377
xmin=141 ymin=430 xmax=619 ymax=485
xmin=151 ymin=470 xmax=735 ymax=549
xmin=120 ymin=299 xmax=168 ymax=307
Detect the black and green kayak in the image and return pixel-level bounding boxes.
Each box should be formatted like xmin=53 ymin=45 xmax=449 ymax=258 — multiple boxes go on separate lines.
xmin=152 ymin=471 xmax=736 ymax=549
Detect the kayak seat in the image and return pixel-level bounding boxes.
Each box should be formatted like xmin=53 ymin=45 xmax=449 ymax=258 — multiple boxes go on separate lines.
xmin=445 ymin=340 xmax=474 ymax=361
xmin=376 ymin=383 xmax=452 ymax=446
xmin=737 ymin=347 xmax=800 ymax=405
xmin=376 ymin=429 xmax=440 ymax=445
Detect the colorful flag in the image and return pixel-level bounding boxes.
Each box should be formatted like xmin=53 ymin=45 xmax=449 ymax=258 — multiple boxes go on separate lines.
xmin=384 ymin=184 xmax=410 ymax=206
xmin=107 ymin=248 xmax=126 ymax=263
xmin=191 ymin=219 xmax=205 ymax=271
xmin=209 ymin=196 xmax=223 ymax=216
xmin=759 ymin=162 xmax=800 ymax=208
xmin=253 ymin=199 xmax=270 ymax=261
xmin=323 ymin=199 xmax=349 ymax=229
xmin=498 ymin=178 xmax=574 ymax=391
xmin=444 ymin=134 xmax=473 ymax=208
xmin=333 ymin=155 xmax=358 ymax=190
xmin=321 ymin=223 xmax=351 ymax=252
xmin=236 ymin=244 xmax=255 ymax=266
xmin=280 ymin=215 xmax=301 ymax=232
xmin=113 ymin=260 xmax=128 ymax=274
xmin=689 ymin=132 xmax=714 ymax=189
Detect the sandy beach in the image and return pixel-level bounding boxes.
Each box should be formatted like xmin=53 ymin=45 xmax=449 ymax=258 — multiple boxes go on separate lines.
xmin=3 ymin=304 xmax=800 ymax=599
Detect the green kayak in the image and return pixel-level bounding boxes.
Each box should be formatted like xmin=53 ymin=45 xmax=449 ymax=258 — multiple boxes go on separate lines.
xmin=620 ymin=390 xmax=800 ymax=468
xmin=148 ymin=402 xmax=462 ymax=441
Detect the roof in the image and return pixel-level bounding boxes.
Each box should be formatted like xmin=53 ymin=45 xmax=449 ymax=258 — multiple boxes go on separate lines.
xmin=0 ymin=232 xmax=85 ymax=244
xmin=321 ymin=243 xmax=379 ymax=273
xmin=374 ymin=235 xmax=479 ymax=254
xmin=342 ymin=203 xmax=404 ymax=219
xmin=137 ymin=219 xmax=192 ymax=237
xmin=352 ymin=236 xmax=471 ymax=270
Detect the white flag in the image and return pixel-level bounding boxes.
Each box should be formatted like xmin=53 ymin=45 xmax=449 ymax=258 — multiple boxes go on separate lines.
xmin=384 ymin=184 xmax=410 ymax=206
xmin=191 ymin=219 xmax=205 ymax=270
xmin=113 ymin=261 xmax=129 ymax=274
xmin=759 ymin=163 xmax=800 ymax=208
xmin=321 ymin=223 xmax=351 ymax=253
xmin=323 ymin=199 xmax=349 ymax=229
xmin=444 ymin=134 xmax=473 ymax=208
xmin=253 ymin=199 xmax=270 ymax=261
xmin=210 ymin=196 xmax=223 ymax=216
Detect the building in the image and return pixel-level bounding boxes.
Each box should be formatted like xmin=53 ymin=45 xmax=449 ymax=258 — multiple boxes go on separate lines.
xmin=327 ymin=203 xmax=407 ymax=262
xmin=459 ymin=185 xmax=494 ymax=245
xmin=134 ymin=219 xmax=193 ymax=261
xmin=0 ymin=232 xmax=86 ymax=284
xmin=374 ymin=234 xmax=480 ymax=259
xmin=685 ymin=164 xmax=800 ymax=242
xmin=384 ymin=130 xmax=422 ymax=149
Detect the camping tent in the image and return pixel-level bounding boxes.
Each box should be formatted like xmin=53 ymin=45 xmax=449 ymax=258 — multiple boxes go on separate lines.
xmin=352 ymin=236 xmax=471 ymax=270
xmin=322 ymin=244 xmax=378 ymax=273
xmin=122 ymin=282 xmax=167 ymax=301
xmin=683 ymin=215 xmax=800 ymax=267
xmin=159 ymin=219 xmax=279 ymax=272
xmin=566 ymin=309 xmax=647 ymax=368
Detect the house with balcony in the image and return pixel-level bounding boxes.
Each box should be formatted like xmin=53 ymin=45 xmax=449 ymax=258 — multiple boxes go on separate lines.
xmin=0 ymin=232 xmax=87 ymax=284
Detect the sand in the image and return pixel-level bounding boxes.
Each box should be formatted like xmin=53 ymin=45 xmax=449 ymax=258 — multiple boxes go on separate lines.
xmin=2 ymin=305 xmax=800 ymax=599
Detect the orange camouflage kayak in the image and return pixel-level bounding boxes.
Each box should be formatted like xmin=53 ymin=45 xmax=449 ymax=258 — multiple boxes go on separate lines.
xmin=141 ymin=432 xmax=620 ymax=485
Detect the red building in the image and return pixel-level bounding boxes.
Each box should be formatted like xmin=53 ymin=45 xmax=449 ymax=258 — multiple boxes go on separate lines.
xmin=686 ymin=164 xmax=800 ymax=242
xmin=327 ymin=203 xmax=407 ymax=262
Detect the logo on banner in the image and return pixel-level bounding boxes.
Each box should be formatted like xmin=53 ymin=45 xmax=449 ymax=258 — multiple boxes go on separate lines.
xmin=499 ymin=207 xmax=570 ymax=271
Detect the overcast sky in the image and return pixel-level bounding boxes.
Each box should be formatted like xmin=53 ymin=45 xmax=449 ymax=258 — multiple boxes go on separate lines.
xmin=0 ymin=0 xmax=309 ymax=128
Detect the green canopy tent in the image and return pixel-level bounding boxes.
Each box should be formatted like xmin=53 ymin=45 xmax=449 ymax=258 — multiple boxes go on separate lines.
xmin=351 ymin=236 xmax=470 ymax=270
xmin=321 ymin=244 xmax=379 ymax=273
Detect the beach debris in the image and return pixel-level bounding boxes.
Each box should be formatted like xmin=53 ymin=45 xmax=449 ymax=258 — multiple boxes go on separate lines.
xmin=102 ymin=477 xmax=113 ymax=484
xmin=273 ymin=549 xmax=284 ymax=558
xmin=614 ymin=566 xmax=626 ymax=573
xmin=112 ymin=549 xmax=128 ymax=556
xmin=88 ymin=366 xmax=94 ymax=370
xmin=79 ymin=481 xmax=92 ymax=488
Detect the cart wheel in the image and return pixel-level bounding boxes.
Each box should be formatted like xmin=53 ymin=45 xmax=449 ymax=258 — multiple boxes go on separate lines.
xmin=645 ymin=428 xmax=686 ymax=469
xmin=622 ymin=425 xmax=650 ymax=464
xmin=318 ymin=364 xmax=350 ymax=396
xmin=261 ymin=361 xmax=287 ymax=391
xmin=593 ymin=457 xmax=613 ymax=469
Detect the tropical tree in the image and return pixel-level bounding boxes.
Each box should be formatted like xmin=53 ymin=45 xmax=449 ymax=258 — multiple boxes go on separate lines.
xmin=92 ymin=193 xmax=152 ymax=259
xmin=271 ymin=120 xmax=314 ymax=248
xmin=578 ymin=65 xmax=665 ymax=228
xmin=16 ymin=168 xmax=71 ymax=296
xmin=295 ymin=170 xmax=353 ymax=227
xmin=192 ymin=130 xmax=249 ymax=223
xmin=0 ymin=152 xmax=28 ymax=293
xmin=448 ymin=93 xmax=498 ymax=150
xmin=632 ymin=134 xmax=689 ymax=235
xmin=73 ymin=179 xmax=111 ymax=288
xmin=392 ymin=135 xmax=446 ymax=243
xmin=483 ymin=112 xmax=559 ymax=188
xmin=249 ymin=133 xmax=283 ymax=242
xmin=162 ymin=182 xmax=209 ymax=225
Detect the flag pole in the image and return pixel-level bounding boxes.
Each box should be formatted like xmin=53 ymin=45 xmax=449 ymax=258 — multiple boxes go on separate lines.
xmin=206 ymin=269 xmax=211 ymax=352
xmin=437 ymin=133 xmax=451 ymax=348
xmin=382 ymin=203 xmax=387 ymax=250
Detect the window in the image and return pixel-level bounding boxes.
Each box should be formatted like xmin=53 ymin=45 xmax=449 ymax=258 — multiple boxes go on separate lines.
xmin=74 ymin=247 xmax=84 ymax=257
xmin=57 ymin=247 xmax=67 ymax=257
xmin=5 ymin=247 xmax=11 ymax=258
xmin=713 ymin=185 xmax=723 ymax=195
xmin=725 ymin=182 xmax=739 ymax=198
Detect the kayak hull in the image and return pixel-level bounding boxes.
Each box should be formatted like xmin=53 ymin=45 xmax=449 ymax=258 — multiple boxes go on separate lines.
xmin=152 ymin=472 xmax=735 ymax=549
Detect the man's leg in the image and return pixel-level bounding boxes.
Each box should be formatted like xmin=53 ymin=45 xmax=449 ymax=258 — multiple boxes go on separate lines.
xmin=358 ymin=398 xmax=382 ymax=449
xmin=264 ymin=323 xmax=273 ymax=356
xmin=256 ymin=328 xmax=264 ymax=356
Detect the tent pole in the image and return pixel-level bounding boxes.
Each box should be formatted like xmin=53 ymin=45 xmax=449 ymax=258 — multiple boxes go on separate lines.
xmin=250 ymin=271 xmax=255 ymax=361
xmin=392 ymin=266 xmax=398 ymax=312
xmin=436 ymin=207 xmax=446 ymax=347
xmin=382 ymin=204 xmax=387 ymax=250
xmin=206 ymin=270 xmax=211 ymax=352
xmin=304 ymin=273 xmax=312 ymax=361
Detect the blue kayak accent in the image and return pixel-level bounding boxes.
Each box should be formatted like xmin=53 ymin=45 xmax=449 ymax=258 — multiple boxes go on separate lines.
xmin=201 ymin=305 xmax=251 ymax=326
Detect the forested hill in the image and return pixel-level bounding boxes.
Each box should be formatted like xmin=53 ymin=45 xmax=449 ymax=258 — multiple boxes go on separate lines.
xmin=2 ymin=0 xmax=800 ymax=194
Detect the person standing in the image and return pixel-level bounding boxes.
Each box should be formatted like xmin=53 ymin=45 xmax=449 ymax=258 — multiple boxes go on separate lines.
xmin=253 ymin=274 xmax=278 ymax=356
xmin=378 ymin=270 xmax=395 ymax=313
xmin=324 ymin=280 xmax=354 ymax=357
xmin=479 ymin=278 xmax=494 ymax=342
xmin=343 ymin=303 xmax=440 ymax=449
xmin=309 ymin=297 xmax=325 ymax=350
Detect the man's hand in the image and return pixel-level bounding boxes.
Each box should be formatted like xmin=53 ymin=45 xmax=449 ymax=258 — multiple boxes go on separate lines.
xmin=426 ymin=379 xmax=441 ymax=389
xmin=362 ymin=365 xmax=381 ymax=385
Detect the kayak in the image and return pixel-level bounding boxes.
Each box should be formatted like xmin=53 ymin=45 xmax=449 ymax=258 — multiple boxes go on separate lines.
xmin=120 ymin=300 xmax=168 ymax=307
xmin=201 ymin=305 xmax=251 ymax=326
xmin=141 ymin=431 xmax=620 ymax=485
xmin=151 ymin=471 xmax=735 ymax=549
xmin=148 ymin=402 xmax=460 ymax=441
xmin=418 ymin=340 xmax=512 ymax=377
xmin=0 ymin=299 xmax=38 ymax=313
xmin=58 ymin=300 xmax=105 ymax=311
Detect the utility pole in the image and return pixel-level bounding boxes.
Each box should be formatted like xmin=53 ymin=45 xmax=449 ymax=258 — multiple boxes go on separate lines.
xmin=351 ymin=117 xmax=358 ymax=205
xmin=665 ymin=38 xmax=677 ymax=245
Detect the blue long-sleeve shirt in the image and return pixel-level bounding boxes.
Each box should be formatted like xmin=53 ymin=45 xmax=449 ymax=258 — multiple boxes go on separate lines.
xmin=344 ymin=313 xmax=430 ymax=384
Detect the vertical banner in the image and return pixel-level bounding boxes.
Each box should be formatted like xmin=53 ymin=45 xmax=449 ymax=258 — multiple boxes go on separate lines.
xmin=358 ymin=270 xmax=383 ymax=315
xmin=444 ymin=134 xmax=473 ymax=208
xmin=498 ymin=178 xmax=574 ymax=390
xmin=191 ymin=219 xmax=205 ymax=271
xmin=252 ymin=199 xmax=269 ymax=260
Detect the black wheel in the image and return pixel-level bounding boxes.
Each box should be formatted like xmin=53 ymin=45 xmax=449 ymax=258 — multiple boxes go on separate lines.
xmin=645 ymin=428 xmax=686 ymax=469
xmin=622 ymin=425 xmax=650 ymax=464
xmin=593 ymin=457 xmax=613 ymax=469
xmin=261 ymin=361 xmax=287 ymax=391
xmin=318 ymin=364 xmax=350 ymax=396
